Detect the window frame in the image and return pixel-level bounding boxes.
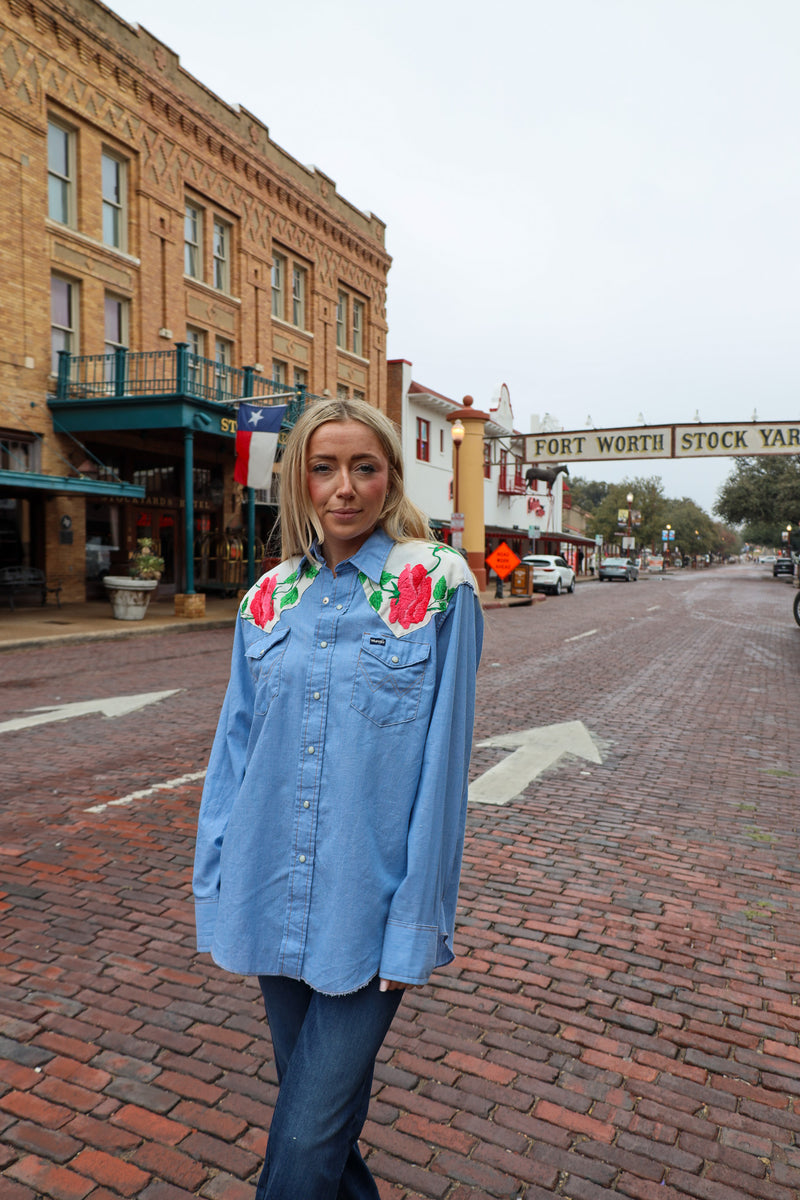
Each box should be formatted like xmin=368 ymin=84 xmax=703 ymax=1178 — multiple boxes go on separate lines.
xmin=47 ymin=118 xmax=76 ymax=228
xmin=336 ymin=291 xmax=347 ymax=349
xmin=103 ymin=293 xmax=129 ymax=355
xmin=272 ymin=253 xmax=286 ymax=318
xmin=416 ymin=417 xmax=431 ymax=463
xmin=291 ymin=263 xmax=306 ymax=329
xmin=50 ymin=275 xmax=78 ymax=375
xmin=101 ymin=149 xmax=127 ymax=251
xmin=213 ymin=217 xmax=231 ymax=292
xmin=351 ymin=299 xmax=363 ymax=356
xmin=184 ymin=202 xmax=203 ymax=279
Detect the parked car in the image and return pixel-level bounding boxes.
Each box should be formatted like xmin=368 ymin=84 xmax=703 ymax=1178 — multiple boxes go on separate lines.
xmin=521 ymin=554 xmax=576 ymax=595
xmin=599 ymin=556 xmax=639 ymax=582
xmin=759 ymin=555 xmax=777 ymax=564
xmin=773 ymin=556 xmax=795 ymax=578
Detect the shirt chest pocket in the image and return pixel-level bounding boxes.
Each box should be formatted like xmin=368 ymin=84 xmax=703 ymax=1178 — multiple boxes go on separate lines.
xmin=350 ymin=634 xmax=431 ymax=727
xmin=245 ymin=625 xmax=291 ymax=716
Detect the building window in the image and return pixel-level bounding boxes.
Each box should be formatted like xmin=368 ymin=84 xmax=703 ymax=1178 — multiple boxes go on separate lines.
xmin=186 ymin=327 xmax=205 ymax=391
xmin=416 ymin=418 xmax=430 ymax=462
xmin=499 ymin=448 xmax=509 ymax=491
xmin=272 ymin=253 xmax=285 ymax=318
xmin=292 ymin=264 xmax=306 ymax=328
xmin=213 ymin=218 xmax=230 ymax=291
xmin=336 ymin=291 xmax=346 ymax=348
xmin=215 ymin=338 xmax=232 ymax=398
xmin=101 ymin=152 xmax=126 ymax=250
xmin=0 ymin=433 xmax=39 ymax=474
xmin=185 ymin=203 xmax=202 ymax=278
xmin=352 ymin=300 xmax=363 ymax=356
xmin=272 ymin=248 xmax=309 ymax=328
xmin=48 ymin=120 xmax=75 ymax=226
xmin=186 ymin=327 xmax=204 ymax=359
xmin=293 ymin=367 xmax=307 ymax=390
xmin=104 ymin=295 xmax=128 ymax=354
xmin=51 ymin=276 xmax=77 ymax=374
xmin=272 ymin=360 xmax=286 ymax=385
xmin=483 ymin=442 xmax=492 ymax=479
xmin=336 ymin=384 xmax=349 ymax=401
xmin=353 ymin=389 xmax=365 ymax=403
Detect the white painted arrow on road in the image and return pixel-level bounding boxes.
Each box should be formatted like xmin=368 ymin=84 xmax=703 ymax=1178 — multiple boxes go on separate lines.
xmin=469 ymin=720 xmax=601 ymax=806
xmin=0 ymin=690 xmax=180 ymax=735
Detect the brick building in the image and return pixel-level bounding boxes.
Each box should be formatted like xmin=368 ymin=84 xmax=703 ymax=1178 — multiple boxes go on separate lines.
xmin=0 ymin=0 xmax=390 ymax=602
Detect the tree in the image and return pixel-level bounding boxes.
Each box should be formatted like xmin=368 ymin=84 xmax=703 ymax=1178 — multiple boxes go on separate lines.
xmin=715 ymin=455 xmax=800 ymax=546
xmin=567 ymin=476 xmax=609 ymax=512
xmin=587 ymin=475 xmax=668 ymax=550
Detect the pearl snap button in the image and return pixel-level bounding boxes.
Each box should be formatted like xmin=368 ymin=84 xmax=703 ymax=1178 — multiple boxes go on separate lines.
xmin=299 ymin=855 xmax=306 ymax=863
xmin=303 ymin=800 xmax=310 ymax=808
xmin=307 ymin=746 xmax=315 ymax=754
xmin=320 ymin=641 xmax=328 ymax=648
xmin=313 ymin=692 xmax=321 ymax=700
xmin=322 ymin=597 xmax=329 ymax=604
xmin=391 ymin=655 xmax=399 ymax=663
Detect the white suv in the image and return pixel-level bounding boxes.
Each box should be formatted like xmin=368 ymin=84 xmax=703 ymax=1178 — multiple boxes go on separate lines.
xmin=521 ymin=554 xmax=576 ymax=596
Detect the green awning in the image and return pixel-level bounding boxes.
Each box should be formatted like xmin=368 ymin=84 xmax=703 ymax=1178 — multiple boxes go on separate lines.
xmin=0 ymin=469 xmax=145 ymax=498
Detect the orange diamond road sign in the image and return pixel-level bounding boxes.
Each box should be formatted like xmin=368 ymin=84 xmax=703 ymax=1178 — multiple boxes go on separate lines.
xmin=485 ymin=542 xmax=521 ymax=580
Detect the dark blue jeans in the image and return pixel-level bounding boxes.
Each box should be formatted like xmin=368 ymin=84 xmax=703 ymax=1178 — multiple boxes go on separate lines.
xmin=255 ymin=975 xmax=404 ymax=1200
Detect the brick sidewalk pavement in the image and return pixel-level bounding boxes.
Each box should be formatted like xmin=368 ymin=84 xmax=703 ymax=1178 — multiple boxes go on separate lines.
xmin=2 ymin=566 xmax=800 ymax=1198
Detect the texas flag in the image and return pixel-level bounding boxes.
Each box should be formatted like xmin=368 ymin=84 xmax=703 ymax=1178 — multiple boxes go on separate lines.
xmin=234 ymin=403 xmax=287 ymax=489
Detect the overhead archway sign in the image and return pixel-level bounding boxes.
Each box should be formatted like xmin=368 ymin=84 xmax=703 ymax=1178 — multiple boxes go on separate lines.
xmin=522 ymin=420 xmax=800 ymax=464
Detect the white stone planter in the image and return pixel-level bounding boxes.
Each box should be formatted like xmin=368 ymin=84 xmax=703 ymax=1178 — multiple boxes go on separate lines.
xmin=103 ymin=576 xmax=159 ymax=621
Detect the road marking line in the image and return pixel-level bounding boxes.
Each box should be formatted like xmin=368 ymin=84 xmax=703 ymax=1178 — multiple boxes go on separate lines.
xmin=564 ymin=629 xmax=597 ymax=642
xmin=470 ymin=721 xmax=601 ymax=806
xmin=0 ymin=689 xmax=180 ymax=735
xmin=646 ymin=605 xmax=661 ymax=611
xmin=85 ymin=769 xmax=207 ymax=813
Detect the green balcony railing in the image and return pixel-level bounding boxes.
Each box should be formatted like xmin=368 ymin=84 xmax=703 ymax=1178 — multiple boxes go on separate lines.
xmin=56 ymin=345 xmax=313 ymax=425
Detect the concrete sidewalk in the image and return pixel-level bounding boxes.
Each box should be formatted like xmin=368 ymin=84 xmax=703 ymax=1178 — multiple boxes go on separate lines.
xmin=0 ymin=583 xmax=560 ymax=651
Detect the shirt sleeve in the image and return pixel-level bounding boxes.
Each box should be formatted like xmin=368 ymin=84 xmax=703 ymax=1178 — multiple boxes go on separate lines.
xmin=379 ymin=581 xmax=483 ymax=985
xmin=193 ymin=617 xmax=256 ymax=952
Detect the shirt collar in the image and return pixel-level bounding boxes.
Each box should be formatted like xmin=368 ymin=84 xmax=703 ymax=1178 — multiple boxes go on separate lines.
xmin=300 ymin=526 xmax=395 ymax=583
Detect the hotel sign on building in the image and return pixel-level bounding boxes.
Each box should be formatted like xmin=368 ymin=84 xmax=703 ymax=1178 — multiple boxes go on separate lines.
xmin=523 ymin=422 xmax=800 ymax=464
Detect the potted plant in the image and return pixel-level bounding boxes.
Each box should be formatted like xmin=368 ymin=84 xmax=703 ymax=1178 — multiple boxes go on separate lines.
xmin=103 ymin=538 xmax=165 ymax=620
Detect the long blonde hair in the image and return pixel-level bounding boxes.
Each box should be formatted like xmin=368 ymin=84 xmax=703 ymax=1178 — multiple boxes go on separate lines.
xmin=279 ymin=398 xmax=432 ymax=559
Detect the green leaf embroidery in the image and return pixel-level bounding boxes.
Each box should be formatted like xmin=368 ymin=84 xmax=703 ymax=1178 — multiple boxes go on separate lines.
xmin=380 ymin=570 xmax=395 ymax=586
xmin=368 ymin=590 xmax=382 ymax=611
xmin=433 ymin=575 xmax=447 ymax=601
xmin=282 ymin=586 xmax=299 ymax=608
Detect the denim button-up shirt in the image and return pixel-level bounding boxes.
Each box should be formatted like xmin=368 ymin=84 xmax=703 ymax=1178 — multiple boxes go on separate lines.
xmin=193 ymin=528 xmax=483 ymax=994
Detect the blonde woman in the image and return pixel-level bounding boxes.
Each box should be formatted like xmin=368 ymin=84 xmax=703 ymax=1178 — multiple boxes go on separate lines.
xmin=194 ymin=398 xmax=483 ymax=1199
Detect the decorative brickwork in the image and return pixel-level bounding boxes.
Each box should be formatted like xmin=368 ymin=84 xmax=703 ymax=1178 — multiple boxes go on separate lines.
xmin=0 ymin=0 xmax=390 ymax=600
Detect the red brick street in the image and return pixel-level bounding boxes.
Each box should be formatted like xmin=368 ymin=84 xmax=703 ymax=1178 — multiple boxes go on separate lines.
xmin=1 ymin=563 xmax=800 ymax=1199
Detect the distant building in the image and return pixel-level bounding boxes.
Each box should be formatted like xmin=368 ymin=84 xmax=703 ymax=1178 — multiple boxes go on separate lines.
xmin=0 ymin=0 xmax=390 ymax=601
xmin=388 ymin=360 xmax=584 ymax=567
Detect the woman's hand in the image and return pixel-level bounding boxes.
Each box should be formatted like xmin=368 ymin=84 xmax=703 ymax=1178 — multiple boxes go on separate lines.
xmin=379 ymin=978 xmax=421 ymax=992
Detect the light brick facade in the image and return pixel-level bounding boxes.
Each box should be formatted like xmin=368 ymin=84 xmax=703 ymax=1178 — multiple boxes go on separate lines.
xmin=0 ymin=0 xmax=390 ymax=601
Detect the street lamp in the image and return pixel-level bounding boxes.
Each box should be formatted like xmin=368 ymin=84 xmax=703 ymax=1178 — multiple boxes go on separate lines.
xmin=663 ymin=524 xmax=671 ymax=573
xmin=451 ymin=419 xmax=465 ymax=514
xmin=626 ymin=492 xmax=634 ymax=555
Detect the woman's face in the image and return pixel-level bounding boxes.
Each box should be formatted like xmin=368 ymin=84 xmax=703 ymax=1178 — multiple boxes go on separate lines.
xmin=306 ymin=420 xmax=390 ymax=566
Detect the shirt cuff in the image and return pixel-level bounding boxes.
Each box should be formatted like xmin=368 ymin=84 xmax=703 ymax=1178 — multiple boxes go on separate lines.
xmin=379 ymin=918 xmax=443 ymax=986
xmin=194 ymin=897 xmax=218 ymax=954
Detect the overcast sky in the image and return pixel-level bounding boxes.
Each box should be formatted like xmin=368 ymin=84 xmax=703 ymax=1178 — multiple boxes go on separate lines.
xmin=112 ymin=0 xmax=800 ymax=517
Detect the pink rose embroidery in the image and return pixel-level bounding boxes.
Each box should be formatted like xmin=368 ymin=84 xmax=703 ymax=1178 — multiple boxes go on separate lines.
xmin=250 ymin=574 xmax=278 ymax=628
xmin=389 ymin=563 xmax=432 ymax=629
